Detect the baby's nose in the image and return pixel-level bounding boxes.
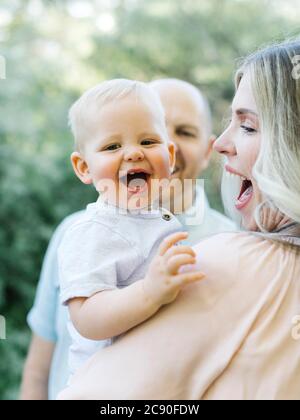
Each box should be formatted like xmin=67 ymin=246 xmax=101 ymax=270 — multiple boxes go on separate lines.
xmin=124 ymin=147 xmax=144 ymax=161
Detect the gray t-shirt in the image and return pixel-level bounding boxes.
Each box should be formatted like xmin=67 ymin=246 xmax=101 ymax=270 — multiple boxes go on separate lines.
xmin=58 ymin=196 xmax=182 ymax=376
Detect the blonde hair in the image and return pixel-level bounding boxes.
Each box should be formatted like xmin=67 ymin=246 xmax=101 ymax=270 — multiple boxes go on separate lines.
xmin=69 ymin=79 xmax=166 ymax=151
xmin=235 ymin=39 xmax=300 ymax=229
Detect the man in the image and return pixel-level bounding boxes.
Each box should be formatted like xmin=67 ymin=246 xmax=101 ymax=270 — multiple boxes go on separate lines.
xmin=20 ymin=79 xmax=235 ymax=400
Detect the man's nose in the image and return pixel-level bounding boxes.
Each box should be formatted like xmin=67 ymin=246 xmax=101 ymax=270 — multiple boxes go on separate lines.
xmin=124 ymin=146 xmax=144 ymax=161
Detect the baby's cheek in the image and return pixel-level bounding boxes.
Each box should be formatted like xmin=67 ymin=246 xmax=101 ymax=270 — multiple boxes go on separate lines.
xmin=92 ymin=157 xmax=120 ymax=193
xmin=151 ymin=150 xmax=172 ymax=178
xmin=96 ymin=158 xmax=119 ymax=180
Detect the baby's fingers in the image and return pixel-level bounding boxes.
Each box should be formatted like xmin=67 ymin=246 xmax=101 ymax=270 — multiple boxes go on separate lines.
xmin=172 ymin=271 xmax=205 ymax=287
xmin=164 ymin=245 xmax=195 ymax=260
xmin=158 ymin=232 xmax=188 ymax=256
xmin=167 ymin=254 xmax=196 ymax=275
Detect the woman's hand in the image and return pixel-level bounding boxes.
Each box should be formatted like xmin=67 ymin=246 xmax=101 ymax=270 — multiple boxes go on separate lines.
xmin=142 ymin=232 xmax=205 ymax=307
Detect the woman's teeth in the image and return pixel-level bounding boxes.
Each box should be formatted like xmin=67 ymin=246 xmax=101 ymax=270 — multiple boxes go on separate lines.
xmin=225 ymin=171 xmax=254 ymax=210
xmin=225 ymin=171 xmax=247 ymax=182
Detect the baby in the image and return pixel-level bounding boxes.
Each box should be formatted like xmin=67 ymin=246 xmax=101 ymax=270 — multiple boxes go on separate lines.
xmin=58 ymin=79 xmax=204 ymax=378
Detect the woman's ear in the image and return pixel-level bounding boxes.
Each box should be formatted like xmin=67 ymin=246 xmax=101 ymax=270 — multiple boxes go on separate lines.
xmin=70 ymin=152 xmax=93 ymax=184
xmin=168 ymin=141 xmax=176 ymax=173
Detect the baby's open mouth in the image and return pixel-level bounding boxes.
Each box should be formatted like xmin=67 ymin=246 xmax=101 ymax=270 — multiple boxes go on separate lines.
xmin=119 ymin=170 xmax=151 ymax=194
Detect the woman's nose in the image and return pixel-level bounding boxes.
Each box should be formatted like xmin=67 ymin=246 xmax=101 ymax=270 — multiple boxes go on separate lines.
xmin=213 ymin=129 xmax=236 ymax=156
xmin=124 ymin=147 xmax=144 ymax=162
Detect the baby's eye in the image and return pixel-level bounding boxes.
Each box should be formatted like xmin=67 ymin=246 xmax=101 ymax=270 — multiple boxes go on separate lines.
xmin=103 ymin=144 xmax=121 ymax=151
xmin=141 ymin=139 xmax=158 ymax=146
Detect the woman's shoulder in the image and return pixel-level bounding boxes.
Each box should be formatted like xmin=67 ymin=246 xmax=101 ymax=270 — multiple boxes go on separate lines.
xmin=195 ymin=230 xmax=299 ymax=257
xmin=180 ymin=231 xmax=299 ymax=324
xmin=193 ymin=231 xmax=286 ymax=283
xmin=194 ymin=231 xmax=267 ymax=260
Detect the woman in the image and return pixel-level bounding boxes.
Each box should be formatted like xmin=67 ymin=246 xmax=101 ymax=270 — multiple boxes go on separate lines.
xmin=60 ymin=39 xmax=300 ymax=400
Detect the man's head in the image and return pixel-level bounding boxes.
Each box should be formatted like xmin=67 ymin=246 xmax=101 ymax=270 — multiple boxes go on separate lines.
xmin=149 ymin=78 xmax=214 ymax=212
xmin=149 ymin=78 xmax=214 ymax=183
xmin=69 ymin=79 xmax=176 ymax=210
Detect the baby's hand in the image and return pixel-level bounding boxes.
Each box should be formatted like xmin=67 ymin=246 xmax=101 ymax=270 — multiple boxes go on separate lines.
xmin=142 ymin=232 xmax=205 ymax=308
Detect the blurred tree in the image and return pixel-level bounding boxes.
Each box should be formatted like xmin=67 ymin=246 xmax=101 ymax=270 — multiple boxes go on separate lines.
xmin=0 ymin=0 xmax=299 ymax=399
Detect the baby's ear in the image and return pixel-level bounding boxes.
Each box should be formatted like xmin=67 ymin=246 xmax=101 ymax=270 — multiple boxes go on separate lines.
xmin=167 ymin=141 xmax=176 ymax=173
xmin=70 ymin=152 xmax=93 ymax=185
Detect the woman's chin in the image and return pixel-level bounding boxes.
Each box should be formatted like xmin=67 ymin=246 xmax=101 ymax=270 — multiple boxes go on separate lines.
xmin=239 ymin=201 xmax=260 ymax=231
xmin=239 ymin=189 xmax=262 ymax=232
xmin=241 ymin=215 xmax=259 ymax=232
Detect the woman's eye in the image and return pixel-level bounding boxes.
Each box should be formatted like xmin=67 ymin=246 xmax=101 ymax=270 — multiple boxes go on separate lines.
xmin=103 ymin=144 xmax=121 ymax=151
xmin=241 ymin=125 xmax=257 ymax=134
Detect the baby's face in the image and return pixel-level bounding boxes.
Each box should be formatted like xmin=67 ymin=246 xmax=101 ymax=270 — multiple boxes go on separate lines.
xmin=73 ymin=95 xmax=175 ymax=210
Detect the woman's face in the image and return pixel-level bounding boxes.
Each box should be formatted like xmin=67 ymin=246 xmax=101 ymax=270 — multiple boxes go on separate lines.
xmin=214 ymin=72 xmax=262 ymax=231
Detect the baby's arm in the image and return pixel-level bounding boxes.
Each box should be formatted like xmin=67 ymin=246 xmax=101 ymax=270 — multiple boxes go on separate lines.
xmin=69 ymin=232 xmax=205 ymax=341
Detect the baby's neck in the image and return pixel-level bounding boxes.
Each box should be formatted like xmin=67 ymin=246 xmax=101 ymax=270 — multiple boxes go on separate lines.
xmin=98 ymin=195 xmax=157 ymax=213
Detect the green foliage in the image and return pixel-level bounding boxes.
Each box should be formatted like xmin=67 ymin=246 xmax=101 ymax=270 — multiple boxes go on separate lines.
xmin=0 ymin=0 xmax=298 ymax=399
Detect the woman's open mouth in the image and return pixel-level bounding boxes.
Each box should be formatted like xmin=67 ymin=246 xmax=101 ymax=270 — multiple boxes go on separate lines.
xmin=119 ymin=170 xmax=151 ymax=195
xmin=236 ymin=178 xmax=253 ymax=210
xmin=225 ymin=166 xmax=254 ymax=210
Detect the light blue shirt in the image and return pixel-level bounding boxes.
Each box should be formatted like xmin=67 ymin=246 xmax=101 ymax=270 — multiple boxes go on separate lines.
xmin=27 ymin=188 xmax=236 ymax=399
xmin=27 ymin=212 xmax=82 ymax=400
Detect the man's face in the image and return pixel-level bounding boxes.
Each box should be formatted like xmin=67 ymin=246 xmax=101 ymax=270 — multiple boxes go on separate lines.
xmin=153 ymin=83 xmax=212 ymax=185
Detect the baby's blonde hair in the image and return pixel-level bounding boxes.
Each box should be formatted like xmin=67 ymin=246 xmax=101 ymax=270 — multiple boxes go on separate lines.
xmin=69 ymin=79 xmax=166 ymax=151
xmin=235 ymin=38 xmax=300 ymax=228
